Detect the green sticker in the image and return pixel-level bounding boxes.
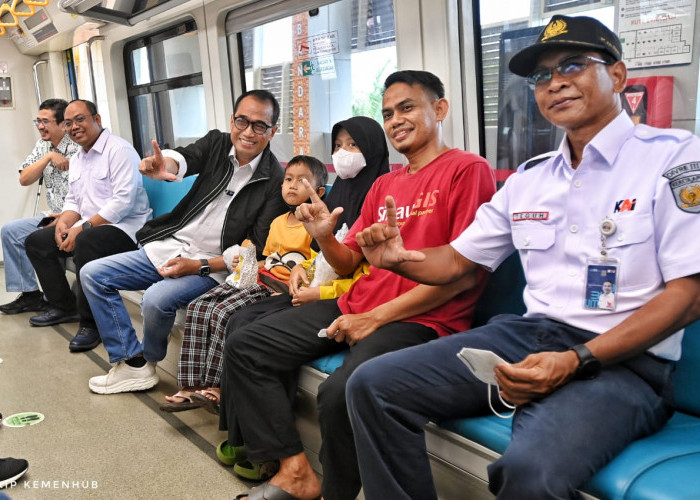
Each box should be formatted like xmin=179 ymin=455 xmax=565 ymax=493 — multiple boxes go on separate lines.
xmin=3 ymin=412 xmax=45 ymax=427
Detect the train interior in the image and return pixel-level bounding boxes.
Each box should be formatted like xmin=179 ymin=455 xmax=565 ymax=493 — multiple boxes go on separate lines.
xmin=2 ymin=0 xmax=700 ymax=498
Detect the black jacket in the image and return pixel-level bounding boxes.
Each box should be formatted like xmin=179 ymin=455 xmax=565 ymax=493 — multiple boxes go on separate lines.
xmin=136 ymin=130 xmax=286 ymax=260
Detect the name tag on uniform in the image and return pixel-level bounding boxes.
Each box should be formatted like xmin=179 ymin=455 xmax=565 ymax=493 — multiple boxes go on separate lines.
xmin=584 ymin=258 xmax=619 ymax=311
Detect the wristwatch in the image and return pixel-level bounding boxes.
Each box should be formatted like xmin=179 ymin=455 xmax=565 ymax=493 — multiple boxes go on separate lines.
xmin=82 ymin=220 xmax=93 ymax=231
xmin=198 ymin=259 xmax=211 ymax=277
xmin=569 ymin=344 xmax=602 ymax=380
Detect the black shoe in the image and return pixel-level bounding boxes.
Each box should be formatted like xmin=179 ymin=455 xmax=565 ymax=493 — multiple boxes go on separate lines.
xmin=29 ymin=307 xmax=80 ymax=327
xmin=0 ymin=457 xmax=28 ymax=488
xmin=69 ymin=327 xmax=101 ymax=352
xmin=0 ymin=291 xmax=44 ymax=315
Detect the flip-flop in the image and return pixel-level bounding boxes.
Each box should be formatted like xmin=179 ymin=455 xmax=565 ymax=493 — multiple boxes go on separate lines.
xmin=190 ymin=389 xmax=220 ymax=415
xmin=216 ymin=439 xmax=247 ymax=465
xmin=233 ymin=459 xmax=279 ymax=481
xmin=159 ymin=391 xmax=203 ymax=412
xmin=235 ymin=480 xmax=321 ymax=500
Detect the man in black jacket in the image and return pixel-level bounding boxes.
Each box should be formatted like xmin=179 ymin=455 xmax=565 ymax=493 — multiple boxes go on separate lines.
xmin=80 ymin=89 xmax=287 ymax=394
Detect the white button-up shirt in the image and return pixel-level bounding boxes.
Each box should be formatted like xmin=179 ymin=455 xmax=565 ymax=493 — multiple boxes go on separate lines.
xmin=64 ymin=129 xmax=152 ymax=241
xmin=143 ymin=146 xmax=262 ymax=283
xmin=452 ymin=112 xmax=700 ymax=360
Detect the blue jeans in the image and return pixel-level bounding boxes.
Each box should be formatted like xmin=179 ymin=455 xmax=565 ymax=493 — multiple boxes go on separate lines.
xmin=1 ymin=216 xmax=42 ymax=292
xmin=346 ymin=315 xmax=674 ymax=500
xmin=80 ymin=247 xmax=217 ymax=363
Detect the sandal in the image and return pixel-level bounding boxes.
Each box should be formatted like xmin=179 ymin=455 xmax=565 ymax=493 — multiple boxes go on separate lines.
xmin=235 ymin=480 xmax=321 ymax=500
xmin=190 ymin=389 xmax=220 ymax=415
xmin=233 ymin=459 xmax=280 ymax=481
xmin=159 ymin=391 xmax=203 ymax=412
xmin=216 ymin=439 xmax=247 ymax=465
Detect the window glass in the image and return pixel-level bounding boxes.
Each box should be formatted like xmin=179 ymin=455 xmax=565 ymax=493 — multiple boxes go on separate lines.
xmin=167 ymin=85 xmax=206 ymax=148
xmin=132 ymin=94 xmax=157 ymax=156
xmin=153 ymin=32 xmax=203 ymax=81
xmin=228 ymin=0 xmax=398 ymax=167
xmin=473 ymin=1 xmax=671 ymax=182
xmin=131 ymin=47 xmax=150 ymax=85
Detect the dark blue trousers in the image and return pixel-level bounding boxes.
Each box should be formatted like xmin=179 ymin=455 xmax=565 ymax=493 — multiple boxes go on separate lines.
xmin=346 ymin=315 xmax=674 ymax=500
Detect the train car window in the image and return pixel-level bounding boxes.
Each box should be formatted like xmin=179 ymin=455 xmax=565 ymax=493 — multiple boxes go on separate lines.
xmin=474 ymin=0 xmax=617 ymax=182
xmin=472 ymin=0 xmax=700 ymax=187
xmin=225 ymin=0 xmax=397 ymax=165
xmin=124 ymin=20 xmax=206 ymax=156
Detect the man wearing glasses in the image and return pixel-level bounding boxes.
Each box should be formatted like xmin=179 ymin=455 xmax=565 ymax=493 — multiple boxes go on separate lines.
xmin=1 ymin=99 xmax=79 ymax=315
xmin=80 ymin=89 xmax=286 ymax=394
xmin=24 ymin=99 xmax=152 ymax=355
xmin=348 ymin=15 xmax=700 ymax=499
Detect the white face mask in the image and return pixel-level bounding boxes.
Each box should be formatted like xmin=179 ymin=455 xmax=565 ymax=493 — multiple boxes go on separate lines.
xmin=332 ymin=148 xmax=366 ymax=179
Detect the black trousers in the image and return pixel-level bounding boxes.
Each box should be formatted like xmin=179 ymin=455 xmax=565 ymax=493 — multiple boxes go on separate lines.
xmin=24 ymin=225 xmax=138 ymax=329
xmin=219 ymin=299 xmax=437 ymax=500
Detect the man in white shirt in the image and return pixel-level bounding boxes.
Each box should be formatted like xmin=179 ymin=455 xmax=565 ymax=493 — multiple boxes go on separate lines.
xmin=348 ymin=15 xmax=700 ymax=499
xmin=81 ymin=89 xmax=287 ymax=394
xmin=0 ymin=99 xmax=78 ymax=315
xmin=25 ymin=99 xmax=152 ymax=353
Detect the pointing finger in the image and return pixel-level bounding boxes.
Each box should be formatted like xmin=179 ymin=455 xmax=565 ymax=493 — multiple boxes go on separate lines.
xmin=301 ymin=178 xmax=324 ymax=204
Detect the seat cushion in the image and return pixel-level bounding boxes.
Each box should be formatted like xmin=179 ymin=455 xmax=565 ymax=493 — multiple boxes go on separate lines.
xmin=584 ymin=412 xmax=700 ymax=499
xmin=440 ymin=415 xmax=513 ymax=455
xmin=306 ymin=351 xmax=348 ymax=374
xmin=439 ymin=411 xmax=700 ymax=499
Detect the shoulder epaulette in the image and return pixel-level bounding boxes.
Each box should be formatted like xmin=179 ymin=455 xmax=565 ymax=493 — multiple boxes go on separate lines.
xmin=522 ymin=154 xmax=554 ymax=171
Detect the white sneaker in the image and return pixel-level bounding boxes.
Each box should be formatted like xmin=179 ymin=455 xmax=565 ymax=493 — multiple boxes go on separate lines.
xmin=89 ymin=361 xmax=159 ymax=394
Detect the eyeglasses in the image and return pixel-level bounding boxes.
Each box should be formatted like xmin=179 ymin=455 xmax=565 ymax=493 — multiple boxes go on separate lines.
xmin=63 ymin=115 xmax=93 ymax=129
xmin=233 ymin=116 xmax=273 ymax=135
xmin=33 ymin=119 xmax=57 ymax=128
xmin=526 ymin=55 xmax=611 ymax=89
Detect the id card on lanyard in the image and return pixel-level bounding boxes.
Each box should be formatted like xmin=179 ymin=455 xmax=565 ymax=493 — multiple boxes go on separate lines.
xmin=584 ymin=217 xmax=619 ymax=311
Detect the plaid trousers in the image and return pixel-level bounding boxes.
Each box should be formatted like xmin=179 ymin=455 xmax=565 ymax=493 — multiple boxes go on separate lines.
xmin=177 ymin=282 xmax=273 ymax=387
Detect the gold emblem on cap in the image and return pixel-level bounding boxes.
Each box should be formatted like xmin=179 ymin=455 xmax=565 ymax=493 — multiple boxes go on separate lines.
xmin=542 ymin=19 xmax=568 ymax=41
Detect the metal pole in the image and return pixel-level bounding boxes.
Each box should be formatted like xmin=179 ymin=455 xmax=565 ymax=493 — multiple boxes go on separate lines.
xmin=33 ymin=175 xmax=43 ymax=217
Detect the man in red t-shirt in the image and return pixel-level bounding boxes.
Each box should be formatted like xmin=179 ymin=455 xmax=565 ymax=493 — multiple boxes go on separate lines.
xmin=220 ymin=70 xmax=496 ymax=500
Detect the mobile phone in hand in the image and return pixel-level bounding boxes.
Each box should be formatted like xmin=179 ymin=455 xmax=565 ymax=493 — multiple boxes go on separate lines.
xmin=36 ymin=216 xmax=56 ymax=228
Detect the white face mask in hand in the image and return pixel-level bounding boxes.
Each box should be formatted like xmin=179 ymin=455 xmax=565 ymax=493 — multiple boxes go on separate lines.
xmin=332 ymin=149 xmax=366 ymax=179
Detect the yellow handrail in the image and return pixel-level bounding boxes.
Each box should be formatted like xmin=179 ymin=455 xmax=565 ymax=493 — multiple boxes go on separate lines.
xmin=0 ymin=0 xmax=49 ymax=37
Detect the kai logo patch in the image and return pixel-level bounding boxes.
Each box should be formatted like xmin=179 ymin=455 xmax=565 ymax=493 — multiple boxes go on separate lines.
xmin=541 ymin=19 xmax=568 ymax=41
xmin=663 ymin=162 xmax=700 ymax=213
xmin=614 ymin=199 xmax=636 ymax=213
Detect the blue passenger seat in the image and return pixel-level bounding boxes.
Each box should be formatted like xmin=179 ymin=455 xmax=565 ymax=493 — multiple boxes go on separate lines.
xmin=142 ymin=175 xmax=197 ymax=218
xmin=306 ymin=249 xmax=700 ymax=498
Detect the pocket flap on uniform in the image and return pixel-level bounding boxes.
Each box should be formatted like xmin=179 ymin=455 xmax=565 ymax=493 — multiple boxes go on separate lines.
xmin=512 ymin=225 xmax=556 ymax=250
xmin=605 ymin=215 xmax=653 ymax=248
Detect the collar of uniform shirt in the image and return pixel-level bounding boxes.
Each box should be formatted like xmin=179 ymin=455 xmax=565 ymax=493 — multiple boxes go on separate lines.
xmin=555 ymin=111 xmax=633 ymax=170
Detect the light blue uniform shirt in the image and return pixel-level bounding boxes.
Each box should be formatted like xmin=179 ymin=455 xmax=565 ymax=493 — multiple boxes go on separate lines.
xmin=452 ymin=112 xmax=700 ymax=360
xmin=63 ymin=129 xmax=152 ymax=241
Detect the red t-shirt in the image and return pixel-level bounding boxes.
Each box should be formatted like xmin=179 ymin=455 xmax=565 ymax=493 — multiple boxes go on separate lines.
xmin=339 ymin=148 xmax=496 ymax=336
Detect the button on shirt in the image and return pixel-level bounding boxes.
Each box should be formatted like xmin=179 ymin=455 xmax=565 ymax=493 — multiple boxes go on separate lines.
xmin=63 ymin=129 xmax=152 ymax=241
xmin=21 ymin=135 xmax=80 ymax=213
xmin=143 ymin=146 xmax=261 ymax=283
xmin=451 ymin=112 xmax=700 ymax=360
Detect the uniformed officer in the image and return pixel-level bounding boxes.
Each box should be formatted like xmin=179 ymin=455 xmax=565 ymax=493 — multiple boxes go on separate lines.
xmin=346 ymin=14 xmax=700 ymax=500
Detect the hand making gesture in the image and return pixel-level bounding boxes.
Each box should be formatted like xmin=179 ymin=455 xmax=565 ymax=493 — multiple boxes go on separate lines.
xmin=139 ymin=140 xmax=178 ymax=181
xmin=355 ymin=196 xmax=425 ymax=270
xmin=295 ymin=179 xmax=343 ymax=242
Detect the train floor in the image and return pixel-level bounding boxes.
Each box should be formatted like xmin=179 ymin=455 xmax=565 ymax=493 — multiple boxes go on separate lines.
xmin=0 ymin=266 xmax=254 ymax=499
